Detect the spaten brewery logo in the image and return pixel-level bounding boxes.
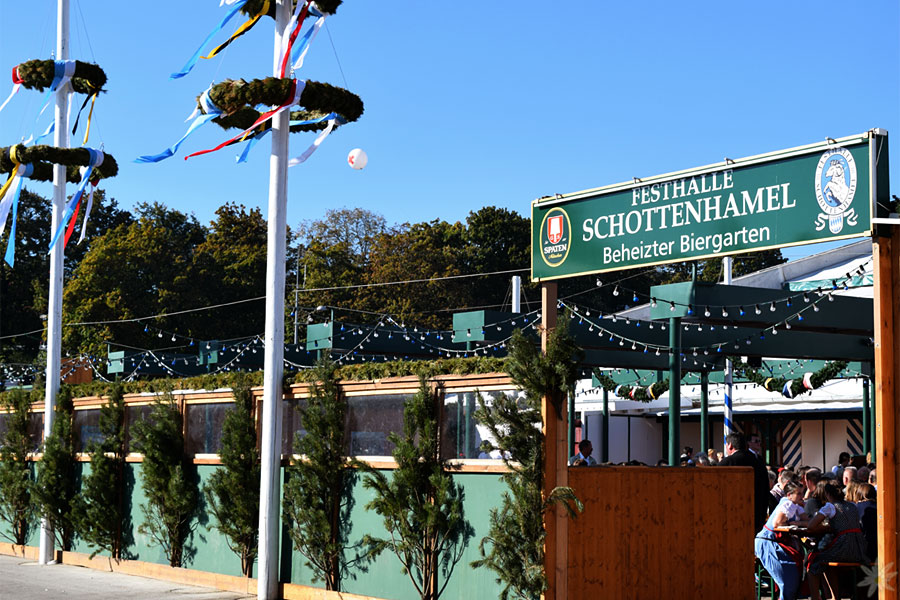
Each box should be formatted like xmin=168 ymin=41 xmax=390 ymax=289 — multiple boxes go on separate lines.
xmin=814 ymin=147 xmax=858 ymax=234
xmin=540 ymin=207 xmax=571 ymax=267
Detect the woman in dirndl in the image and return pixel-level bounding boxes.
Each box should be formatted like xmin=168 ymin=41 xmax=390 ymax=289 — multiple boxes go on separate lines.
xmin=755 ymin=480 xmax=809 ymax=600
xmin=805 ymin=482 xmax=868 ymax=600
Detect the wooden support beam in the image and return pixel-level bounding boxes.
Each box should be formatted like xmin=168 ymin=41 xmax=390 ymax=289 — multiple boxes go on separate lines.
xmin=541 ymin=282 xmax=567 ymax=600
xmin=874 ymin=231 xmax=899 ymax=600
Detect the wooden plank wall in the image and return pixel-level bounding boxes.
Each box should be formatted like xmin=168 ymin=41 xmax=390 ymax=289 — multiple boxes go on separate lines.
xmin=567 ymin=466 xmax=754 ymax=600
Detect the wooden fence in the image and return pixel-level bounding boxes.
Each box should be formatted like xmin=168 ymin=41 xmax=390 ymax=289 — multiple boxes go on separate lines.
xmin=567 ymin=465 xmax=755 ymax=600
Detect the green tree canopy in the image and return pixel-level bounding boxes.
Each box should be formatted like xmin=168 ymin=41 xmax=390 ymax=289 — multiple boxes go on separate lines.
xmin=63 ymin=202 xmax=206 ymax=358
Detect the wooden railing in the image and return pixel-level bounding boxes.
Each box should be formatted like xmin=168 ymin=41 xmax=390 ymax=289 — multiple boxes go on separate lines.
xmin=567 ymin=465 xmax=755 ymax=600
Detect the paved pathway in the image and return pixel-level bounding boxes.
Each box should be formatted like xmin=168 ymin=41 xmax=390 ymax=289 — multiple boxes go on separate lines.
xmin=0 ymin=554 xmax=255 ymax=600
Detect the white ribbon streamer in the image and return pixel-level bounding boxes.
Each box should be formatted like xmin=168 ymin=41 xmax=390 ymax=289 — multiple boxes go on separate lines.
xmin=0 ymin=83 xmax=20 ymax=115
xmin=288 ymin=118 xmax=336 ymax=167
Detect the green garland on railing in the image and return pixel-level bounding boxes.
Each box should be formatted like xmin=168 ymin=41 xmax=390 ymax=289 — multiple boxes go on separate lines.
xmin=204 ymin=78 xmax=363 ymax=130
xmin=0 ymin=145 xmax=118 ymax=183
xmin=242 ymin=0 xmax=343 ymax=19
xmin=16 ymin=59 xmax=106 ymax=94
xmin=4 ymin=357 xmax=510 ymax=402
xmin=732 ymin=358 xmax=849 ymax=398
xmin=592 ymin=369 xmax=670 ymax=402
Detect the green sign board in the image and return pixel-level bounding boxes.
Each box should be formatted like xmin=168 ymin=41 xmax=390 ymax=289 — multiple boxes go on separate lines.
xmin=532 ymin=131 xmax=889 ymax=281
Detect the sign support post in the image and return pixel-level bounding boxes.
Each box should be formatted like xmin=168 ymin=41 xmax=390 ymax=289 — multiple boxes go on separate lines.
xmin=541 ymin=282 xmax=567 ymax=600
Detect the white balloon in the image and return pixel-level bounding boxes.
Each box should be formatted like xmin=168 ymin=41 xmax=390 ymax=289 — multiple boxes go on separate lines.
xmin=348 ymin=148 xmax=368 ymax=170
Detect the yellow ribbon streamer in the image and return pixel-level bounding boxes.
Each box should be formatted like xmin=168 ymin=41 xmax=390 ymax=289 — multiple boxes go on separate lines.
xmin=203 ymin=0 xmax=271 ymax=59
xmin=82 ymin=93 xmax=98 ymax=145
xmin=0 ymin=145 xmax=22 ymax=201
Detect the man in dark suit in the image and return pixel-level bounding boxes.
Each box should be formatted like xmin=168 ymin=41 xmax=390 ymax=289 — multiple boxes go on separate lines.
xmin=719 ymin=432 xmax=770 ymax=532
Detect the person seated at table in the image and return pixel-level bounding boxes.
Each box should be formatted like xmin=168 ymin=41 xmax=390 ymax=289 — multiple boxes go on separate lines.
xmin=855 ymin=483 xmax=877 ymax=563
xmin=805 ymin=483 xmax=869 ymax=600
xmin=803 ymin=468 xmax=823 ymax=516
xmin=755 ymin=480 xmax=809 ymax=600
xmin=770 ymin=469 xmax=794 ymax=513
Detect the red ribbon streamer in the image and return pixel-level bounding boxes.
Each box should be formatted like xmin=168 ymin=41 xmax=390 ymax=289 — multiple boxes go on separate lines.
xmin=184 ymin=79 xmax=298 ymax=161
xmin=280 ymin=1 xmax=311 ymax=78
xmin=63 ymin=196 xmax=82 ymax=249
xmin=11 ymin=66 xmax=22 ymax=84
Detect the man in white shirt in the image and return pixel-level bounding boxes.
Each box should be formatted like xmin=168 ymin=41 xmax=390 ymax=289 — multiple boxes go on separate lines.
xmin=569 ymin=439 xmax=597 ymax=466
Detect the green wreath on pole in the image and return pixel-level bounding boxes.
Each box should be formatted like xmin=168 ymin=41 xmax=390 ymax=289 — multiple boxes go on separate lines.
xmin=242 ymin=0 xmax=343 ymax=19
xmin=15 ymin=59 xmax=107 ymax=94
xmin=203 ymin=77 xmax=363 ymax=131
xmin=0 ymin=145 xmax=118 ymax=183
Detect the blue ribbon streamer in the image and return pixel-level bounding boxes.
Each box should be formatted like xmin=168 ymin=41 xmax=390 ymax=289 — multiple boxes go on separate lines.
xmin=33 ymin=121 xmax=55 ymax=145
xmin=36 ymin=61 xmax=69 ymax=117
xmin=48 ymin=149 xmax=102 ymax=252
xmin=135 ymin=89 xmax=224 ymax=163
xmin=289 ymin=20 xmax=322 ymax=66
xmin=170 ymin=0 xmax=249 ymax=79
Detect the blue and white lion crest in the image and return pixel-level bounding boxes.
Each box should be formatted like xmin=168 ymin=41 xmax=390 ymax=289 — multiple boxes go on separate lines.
xmin=814 ymin=148 xmax=858 ymax=234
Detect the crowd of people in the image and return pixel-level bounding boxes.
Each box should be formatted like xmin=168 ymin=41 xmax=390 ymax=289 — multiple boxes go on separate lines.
xmin=569 ymin=434 xmax=877 ymax=600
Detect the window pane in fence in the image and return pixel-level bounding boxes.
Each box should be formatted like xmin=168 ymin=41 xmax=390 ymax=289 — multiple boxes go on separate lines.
xmin=73 ymin=409 xmax=102 ymax=452
xmin=0 ymin=412 xmax=43 ymax=452
xmin=441 ymin=390 xmax=518 ymax=460
xmin=185 ymin=403 xmax=229 ymax=455
xmin=125 ymin=404 xmax=153 ymax=452
xmin=346 ymin=394 xmax=408 ymax=456
xmin=27 ymin=413 xmax=43 ymax=452
xmin=282 ymin=399 xmax=308 ymax=456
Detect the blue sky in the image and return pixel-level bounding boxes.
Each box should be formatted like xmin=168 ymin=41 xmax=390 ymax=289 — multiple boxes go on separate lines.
xmin=1 ymin=0 xmax=898 ymax=260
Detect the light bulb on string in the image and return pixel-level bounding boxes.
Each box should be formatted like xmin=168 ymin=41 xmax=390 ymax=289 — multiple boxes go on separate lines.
xmin=704 ymin=306 xmax=711 ymax=317
xmin=613 ymin=285 xmax=620 ymax=296
xmin=651 ymin=297 xmax=658 ymax=308
xmin=770 ymin=302 xmax=776 ymax=312
xmin=755 ymin=304 xmax=762 ymax=315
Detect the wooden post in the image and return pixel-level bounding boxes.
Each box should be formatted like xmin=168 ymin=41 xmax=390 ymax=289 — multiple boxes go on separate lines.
xmin=541 ymin=282 xmax=567 ymax=600
xmin=873 ymin=231 xmax=899 ymax=600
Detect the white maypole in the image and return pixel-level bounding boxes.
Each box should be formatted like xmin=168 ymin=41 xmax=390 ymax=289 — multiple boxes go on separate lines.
xmin=257 ymin=0 xmax=290 ymax=597
xmin=39 ymin=0 xmax=70 ymax=566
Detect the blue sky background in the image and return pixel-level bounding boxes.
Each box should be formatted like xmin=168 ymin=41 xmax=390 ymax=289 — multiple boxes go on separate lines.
xmin=1 ymin=0 xmax=897 ymax=260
